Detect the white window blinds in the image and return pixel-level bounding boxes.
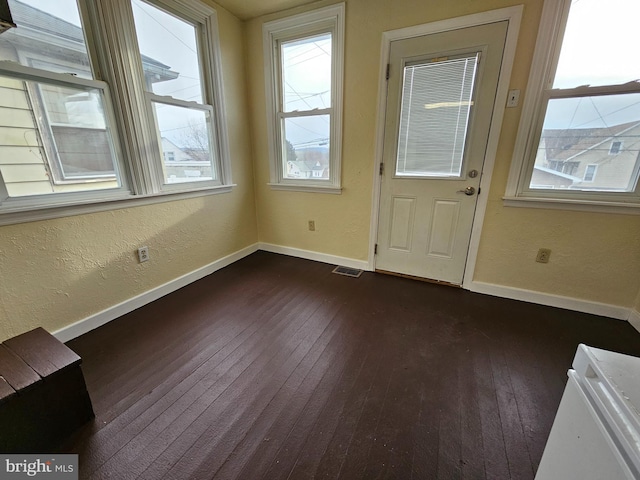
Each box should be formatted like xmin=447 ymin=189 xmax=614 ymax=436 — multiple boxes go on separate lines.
xmin=396 ymin=54 xmax=479 ymax=177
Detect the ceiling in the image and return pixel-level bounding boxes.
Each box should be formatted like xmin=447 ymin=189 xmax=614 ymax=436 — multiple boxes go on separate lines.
xmin=213 ymin=0 xmax=321 ymax=20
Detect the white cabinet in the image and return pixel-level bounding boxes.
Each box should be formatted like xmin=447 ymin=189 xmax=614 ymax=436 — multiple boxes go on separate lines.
xmin=536 ymin=345 xmax=640 ymax=480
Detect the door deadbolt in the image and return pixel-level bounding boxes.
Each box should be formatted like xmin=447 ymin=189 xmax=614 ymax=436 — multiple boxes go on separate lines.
xmin=468 ymin=169 xmax=479 ymax=178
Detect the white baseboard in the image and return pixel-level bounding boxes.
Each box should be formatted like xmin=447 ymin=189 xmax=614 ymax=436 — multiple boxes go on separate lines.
xmin=258 ymin=242 xmax=371 ymax=271
xmin=53 ymin=241 xmax=636 ymax=343
xmin=469 ymin=281 xmax=631 ymax=320
xmin=629 ymin=309 xmax=640 ymax=333
xmin=53 ymin=243 xmax=259 ymax=343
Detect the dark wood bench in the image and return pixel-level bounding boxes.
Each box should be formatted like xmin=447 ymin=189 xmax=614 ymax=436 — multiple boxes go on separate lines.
xmin=0 ymin=327 xmax=94 ymax=452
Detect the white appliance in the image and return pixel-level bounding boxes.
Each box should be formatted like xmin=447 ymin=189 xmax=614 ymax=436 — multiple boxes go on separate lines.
xmin=536 ymin=344 xmax=640 ymax=479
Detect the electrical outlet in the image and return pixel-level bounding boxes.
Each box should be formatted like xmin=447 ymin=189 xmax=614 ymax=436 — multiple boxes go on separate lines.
xmin=308 ymin=220 xmax=315 ymax=231
xmin=138 ymin=246 xmax=149 ymax=263
xmin=536 ymin=248 xmax=551 ymax=263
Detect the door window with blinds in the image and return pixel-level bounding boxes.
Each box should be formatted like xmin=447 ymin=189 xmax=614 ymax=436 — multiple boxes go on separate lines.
xmin=395 ymin=54 xmax=479 ymax=178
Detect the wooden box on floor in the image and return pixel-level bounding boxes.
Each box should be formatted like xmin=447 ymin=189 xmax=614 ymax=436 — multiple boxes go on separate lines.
xmin=0 ymin=327 xmax=94 ymax=453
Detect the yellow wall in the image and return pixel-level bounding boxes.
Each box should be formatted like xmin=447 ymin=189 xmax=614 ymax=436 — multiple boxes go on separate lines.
xmin=247 ymin=0 xmax=640 ymax=309
xmin=2 ymin=0 xmax=639 ymax=343
xmin=0 ymin=4 xmax=258 ymax=342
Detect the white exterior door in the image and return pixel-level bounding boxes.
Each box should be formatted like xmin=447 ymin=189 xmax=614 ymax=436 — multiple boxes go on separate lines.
xmin=376 ymin=22 xmax=508 ymax=285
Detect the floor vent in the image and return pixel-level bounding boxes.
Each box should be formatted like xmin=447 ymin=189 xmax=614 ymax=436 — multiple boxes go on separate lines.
xmin=332 ymin=266 xmax=363 ymax=278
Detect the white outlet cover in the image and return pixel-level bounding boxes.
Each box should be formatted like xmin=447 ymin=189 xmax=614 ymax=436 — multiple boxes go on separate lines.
xmin=507 ymin=89 xmax=520 ymax=108
xmin=138 ymin=246 xmax=149 ymax=263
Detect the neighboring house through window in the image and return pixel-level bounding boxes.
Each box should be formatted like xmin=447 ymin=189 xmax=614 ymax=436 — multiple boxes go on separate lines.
xmin=130 ymin=0 xmax=220 ymax=187
xmin=0 ymin=0 xmax=123 ymax=197
xmin=506 ymin=0 xmax=640 ymax=209
xmin=0 ymin=0 xmax=231 ymax=223
xmin=263 ymin=3 xmax=344 ymax=193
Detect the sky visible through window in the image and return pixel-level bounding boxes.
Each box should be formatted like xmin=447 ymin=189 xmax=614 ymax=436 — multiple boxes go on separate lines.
xmin=14 ymin=0 xmax=81 ymax=26
xmin=545 ymin=0 xmax=640 ymax=130
xmin=12 ymin=0 xmax=333 ymax=155
xmin=11 ymin=0 xmax=206 ymax=151
xmin=281 ymin=34 xmax=331 ymax=151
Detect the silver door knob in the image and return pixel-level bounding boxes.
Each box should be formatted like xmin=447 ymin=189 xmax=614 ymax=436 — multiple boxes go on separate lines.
xmin=457 ymin=186 xmax=476 ymax=196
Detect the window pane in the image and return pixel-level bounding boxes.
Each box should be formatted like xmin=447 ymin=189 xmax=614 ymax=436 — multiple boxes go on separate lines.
xmin=396 ymin=55 xmax=478 ymax=177
xmin=530 ymin=95 xmax=640 ymax=192
xmin=0 ymin=76 xmax=120 ymax=197
xmin=281 ymin=33 xmax=331 ymax=113
xmin=132 ymin=0 xmax=203 ymax=103
xmin=0 ymin=0 xmax=92 ymax=79
xmin=153 ymin=102 xmax=216 ymax=184
xmin=38 ymin=84 xmax=116 ymax=181
xmin=554 ymin=0 xmax=640 ymax=89
xmin=282 ymin=115 xmax=330 ymax=179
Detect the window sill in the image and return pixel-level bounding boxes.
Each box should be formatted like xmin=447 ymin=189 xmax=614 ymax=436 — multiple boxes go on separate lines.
xmin=268 ymin=183 xmax=342 ymax=194
xmin=502 ymin=195 xmax=640 ymax=215
xmin=0 ymin=184 xmax=236 ymax=227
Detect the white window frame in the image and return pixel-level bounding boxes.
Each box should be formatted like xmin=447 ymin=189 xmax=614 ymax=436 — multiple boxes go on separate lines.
xmin=19 ymin=56 xmax=115 ymax=186
xmin=132 ymin=0 xmax=227 ymax=192
xmin=263 ymin=3 xmax=344 ymax=194
xmin=504 ymin=0 xmax=640 ymax=214
xmin=0 ymin=0 xmax=232 ymax=226
xmin=609 ymin=141 xmax=623 ymax=156
xmin=0 ymin=61 xmax=129 ymax=209
xmin=583 ymin=164 xmax=598 ymax=182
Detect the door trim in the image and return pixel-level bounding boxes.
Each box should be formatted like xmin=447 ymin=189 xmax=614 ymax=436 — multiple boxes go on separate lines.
xmin=368 ymin=6 xmax=523 ymax=288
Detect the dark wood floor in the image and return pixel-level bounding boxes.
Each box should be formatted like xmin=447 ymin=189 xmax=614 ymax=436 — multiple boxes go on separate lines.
xmin=63 ymin=251 xmax=640 ymax=479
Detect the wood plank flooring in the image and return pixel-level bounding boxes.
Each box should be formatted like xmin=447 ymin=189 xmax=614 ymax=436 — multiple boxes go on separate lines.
xmin=63 ymin=251 xmax=640 ymax=479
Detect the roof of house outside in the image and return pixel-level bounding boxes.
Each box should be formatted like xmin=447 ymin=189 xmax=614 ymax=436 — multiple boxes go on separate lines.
xmin=542 ymin=121 xmax=640 ymax=162
xmin=7 ymin=0 xmax=177 ymax=76
xmin=533 ymin=165 xmax=581 ymax=182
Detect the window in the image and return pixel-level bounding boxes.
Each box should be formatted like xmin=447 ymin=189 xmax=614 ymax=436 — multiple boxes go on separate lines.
xmin=0 ymin=0 xmax=123 ymax=198
xmin=584 ymin=164 xmax=597 ymax=182
xmin=506 ymin=0 xmax=640 ymax=210
xmin=396 ymin=54 xmax=479 ymax=178
xmin=263 ymin=4 xmax=344 ymax=192
xmin=609 ymin=141 xmax=623 ymax=155
xmin=131 ymin=0 xmax=220 ymax=187
xmin=0 ymin=0 xmax=230 ymax=222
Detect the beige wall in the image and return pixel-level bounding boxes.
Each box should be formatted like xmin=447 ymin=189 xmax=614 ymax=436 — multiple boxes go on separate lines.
xmin=2 ymin=0 xmax=639 ymax=343
xmin=246 ymin=0 xmax=640 ymax=309
xmin=0 ymin=4 xmax=258 ymax=342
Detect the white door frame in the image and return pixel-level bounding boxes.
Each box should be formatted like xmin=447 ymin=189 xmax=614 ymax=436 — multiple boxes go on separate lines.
xmin=368 ymin=6 xmax=523 ymax=289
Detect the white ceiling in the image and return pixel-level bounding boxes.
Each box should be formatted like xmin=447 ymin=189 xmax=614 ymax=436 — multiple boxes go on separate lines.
xmin=213 ymin=0 xmax=321 ymax=20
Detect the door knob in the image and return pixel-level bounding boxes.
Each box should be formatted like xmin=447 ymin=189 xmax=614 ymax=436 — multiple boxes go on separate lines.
xmin=456 ymin=186 xmax=476 ymax=196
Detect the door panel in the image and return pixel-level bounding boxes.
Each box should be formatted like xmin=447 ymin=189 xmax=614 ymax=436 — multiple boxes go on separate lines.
xmin=376 ymin=22 xmax=508 ymax=284
xmin=389 ymin=196 xmax=416 ymax=251
xmin=427 ymin=199 xmax=460 ymax=258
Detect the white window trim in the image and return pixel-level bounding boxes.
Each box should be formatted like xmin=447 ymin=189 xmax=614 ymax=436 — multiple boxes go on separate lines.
xmin=263 ymin=3 xmax=344 ymax=193
xmin=583 ymin=164 xmax=598 ymax=182
xmin=0 ymin=0 xmax=233 ymax=225
xmin=504 ymin=0 xmax=640 ymax=215
xmin=609 ymin=141 xmax=623 ymax=155
xmin=0 ymin=61 xmax=130 ymax=209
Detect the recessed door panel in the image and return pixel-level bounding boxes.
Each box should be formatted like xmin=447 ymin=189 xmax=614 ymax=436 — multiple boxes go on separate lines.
xmin=389 ymin=196 xmax=416 ymax=251
xmin=427 ymin=199 xmax=460 ymax=258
